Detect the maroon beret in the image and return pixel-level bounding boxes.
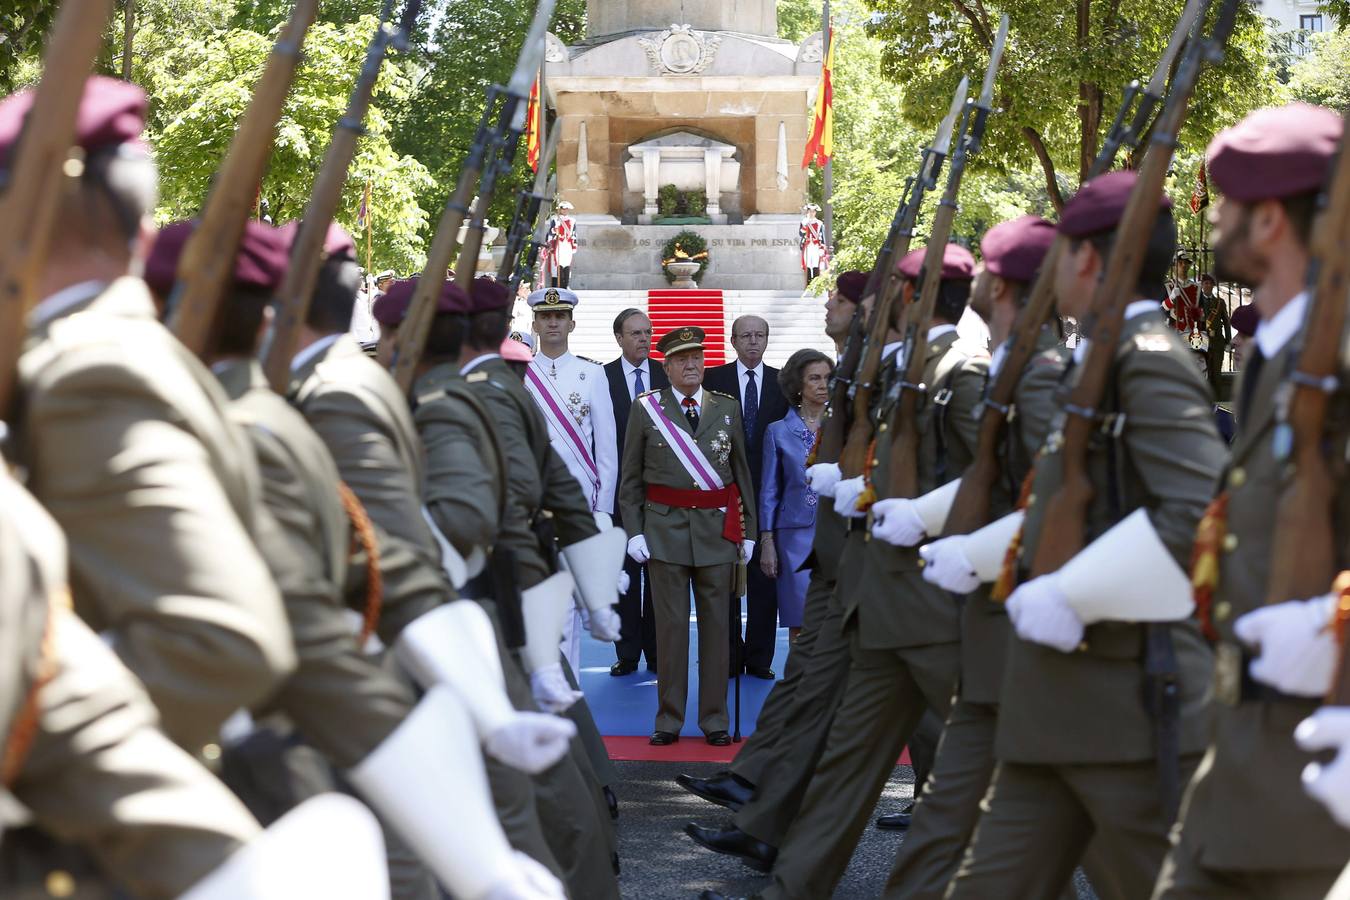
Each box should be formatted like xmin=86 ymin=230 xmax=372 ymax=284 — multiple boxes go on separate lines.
xmin=1230 ymin=302 xmax=1259 ymax=338
xmin=981 ymin=215 xmax=1056 ymax=283
xmin=144 ymin=219 xmax=290 ymax=296
xmin=468 ymin=276 xmax=511 ymax=314
xmin=374 ymin=277 xmax=471 ymax=325
xmin=1207 ymin=104 xmax=1343 ymax=203
xmin=1058 ymin=170 xmax=1173 ymax=238
xmin=277 ymin=220 xmax=358 ymax=261
xmin=0 ymin=76 xmax=147 ymax=171
xmin=897 ymin=244 xmax=976 ymax=281
xmin=834 ymin=270 xmax=869 ymax=303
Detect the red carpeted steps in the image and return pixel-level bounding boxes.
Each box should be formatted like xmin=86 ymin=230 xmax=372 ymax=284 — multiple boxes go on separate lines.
xmin=647 ymin=289 xmax=726 ymax=365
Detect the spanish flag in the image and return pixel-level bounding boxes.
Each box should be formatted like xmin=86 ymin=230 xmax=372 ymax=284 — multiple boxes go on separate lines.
xmin=802 ymin=27 xmax=834 ymax=169
xmin=525 ymin=75 xmax=542 ymax=172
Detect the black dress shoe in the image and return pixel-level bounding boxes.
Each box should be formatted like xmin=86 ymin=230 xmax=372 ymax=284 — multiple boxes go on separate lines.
xmin=705 ymin=730 xmax=732 ymax=746
xmin=674 ymin=771 xmax=755 ymax=811
xmin=876 ymin=812 xmax=913 ymax=831
xmin=649 ymin=730 xmax=678 ymax=746
xmin=685 ymin=823 xmax=777 ymax=873
xmin=610 ymin=659 xmax=638 ymax=676
xmin=603 ymin=785 xmax=619 ymax=821
xmin=745 ymin=665 xmax=775 ymax=680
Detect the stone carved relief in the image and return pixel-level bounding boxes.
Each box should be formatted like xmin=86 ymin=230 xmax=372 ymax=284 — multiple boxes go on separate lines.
xmin=637 ymin=24 xmax=722 ymax=76
xmin=797 ymin=31 xmax=825 ymax=63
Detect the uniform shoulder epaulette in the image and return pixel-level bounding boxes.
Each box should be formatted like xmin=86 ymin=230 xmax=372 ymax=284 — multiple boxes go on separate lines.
xmin=636 ymin=388 xmax=661 ymax=398
xmin=466 ymin=371 xmax=490 ymax=383
xmin=706 ymin=389 xmax=736 ymax=401
xmin=1132 ymin=332 xmax=1174 ymax=352
xmin=577 ymin=354 xmax=604 ymax=366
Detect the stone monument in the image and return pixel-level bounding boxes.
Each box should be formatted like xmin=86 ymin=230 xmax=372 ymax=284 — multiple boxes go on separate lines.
xmin=544 ymin=0 xmax=823 ymax=290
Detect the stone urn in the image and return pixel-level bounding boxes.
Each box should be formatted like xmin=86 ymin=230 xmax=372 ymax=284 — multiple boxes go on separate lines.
xmin=664 ymin=260 xmax=701 ymax=289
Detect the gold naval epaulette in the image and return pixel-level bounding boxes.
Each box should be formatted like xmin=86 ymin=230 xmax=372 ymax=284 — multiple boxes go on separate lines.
xmin=577 ymin=354 xmax=604 ymax=366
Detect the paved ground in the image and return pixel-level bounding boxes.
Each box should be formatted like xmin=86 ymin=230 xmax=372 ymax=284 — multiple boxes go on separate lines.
xmin=611 ymin=760 xmax=1098 ymax=899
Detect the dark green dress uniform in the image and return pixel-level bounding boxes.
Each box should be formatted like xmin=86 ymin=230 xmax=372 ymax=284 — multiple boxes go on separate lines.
xmin=948 ymin=306 xmax=1224 ymax=900
xmin=761 ymin=322 xmax=986 ymax=900
xmin=0 ymin=469 xmax=263 ymax=899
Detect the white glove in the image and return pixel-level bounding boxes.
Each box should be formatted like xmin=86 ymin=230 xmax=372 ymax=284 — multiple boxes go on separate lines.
xmin=1234 ymin=594 xmax=1338 ymax=697
xmin=1006 ymin=574 xmax=1084 ymax=653
xmin=806 ymin=462 xmax=842 ymax=495
xmin=528 ymin=663 xmax=583 ymax=714
xmin=481 ymin=851 xmax=568 ymax=900
xmin=627 ymin=534 xmax=650 ymax=564
xmin=1296 ymin=707 xmax=1350 ymax=829
xmin=483 ymin=711 xmax=577 ymax=774
xmin=833 ymin=476 xmax=867 ymax=519
xmin=617 ymin=570 xmax=631 ymax=594
xmin=871 ymin=498 xmax=927 ymax=547
xmin=919 ymin=536 xmax=980 ymax=594
xmin=741 ymin=540 xmax=756 ymax=563
xmin=588 ymin=607 xmax=622 ymax=642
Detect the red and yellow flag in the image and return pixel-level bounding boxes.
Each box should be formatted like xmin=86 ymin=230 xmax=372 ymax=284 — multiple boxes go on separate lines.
xmin=525 ymin=75 xmax=542 ymax=172
xmin=802 ymin=27 xmax=834 ymax=169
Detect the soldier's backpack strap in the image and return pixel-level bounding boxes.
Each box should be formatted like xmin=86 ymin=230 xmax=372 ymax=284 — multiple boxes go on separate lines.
xmin=930 ymin=347 xmax=975 ymax=487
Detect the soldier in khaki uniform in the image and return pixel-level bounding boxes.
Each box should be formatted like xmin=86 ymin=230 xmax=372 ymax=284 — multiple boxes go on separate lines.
xmin=620 ymin=326 xmax=758 ymax=747
xmin=946 ymin=171 xmax=1227 ymax=900
xmin=1153 ymin=104 xmax=1350 ymax=900
xmin=5 ymin=77 xmax=296 ymax=757
xmin=880 ymin=217 xmax=1074 ymax=899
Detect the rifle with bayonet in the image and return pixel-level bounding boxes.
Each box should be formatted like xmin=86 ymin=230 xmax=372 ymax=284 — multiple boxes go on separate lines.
xmin=498 ymin=124 xmax=560 ymax=289
xmin=390 ymin=0 xmax=556 ymax=392
xmin=942 ymin=0 xmax=1206 ymax=536
xmin=1028 ymin=0 xmax=1241 ymax=579
xmin=0 ymin=0 xmax=116 ymax=421
xmin=167 ymin=0 xmax=321 ymax=357
xmin=826 ymin=79 xmax=969 ymax=477
xmin=879 ymin=16 xmax=1008 ymax=503
xmin=259 ymin=0 xmax=422 ymax=392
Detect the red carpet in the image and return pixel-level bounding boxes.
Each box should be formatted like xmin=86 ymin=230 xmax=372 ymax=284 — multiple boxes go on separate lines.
xmin=603 ymin=734 xmax=914 ymax=766
xmin=647 ymin=289 xmax=725 ymax=365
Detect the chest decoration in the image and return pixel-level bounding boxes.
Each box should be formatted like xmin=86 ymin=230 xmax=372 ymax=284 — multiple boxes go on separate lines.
xmin=709 ymin=430 xmax=732 ymax=466
xmin=567 ymin=391 xmax=590 ymax=426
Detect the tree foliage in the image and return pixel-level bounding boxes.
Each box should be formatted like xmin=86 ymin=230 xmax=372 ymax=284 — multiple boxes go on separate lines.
xmin=1289 ymin=29 xmax=1350 ymax=110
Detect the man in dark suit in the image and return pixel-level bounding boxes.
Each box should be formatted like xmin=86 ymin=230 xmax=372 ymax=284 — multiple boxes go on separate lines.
xmin=604 ymin=308 xmax=668 ymax=675
xmin=703 ymin=314 xmax=789 ymax=679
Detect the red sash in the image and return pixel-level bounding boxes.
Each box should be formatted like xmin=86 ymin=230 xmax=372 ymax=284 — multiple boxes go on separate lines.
xmin=646 ymin=484 xmax=745 ymax=544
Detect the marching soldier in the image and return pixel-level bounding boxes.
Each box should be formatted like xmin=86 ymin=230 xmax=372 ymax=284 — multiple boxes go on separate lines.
xmin=145 ymin=220 xmax=567 ymax=900
xmin=619 ymin=326 xmax=757 ymax=748
xmin=1153 ymin=104 xmax=1350 ymax=900
xmin=881 ymin=216 xmax=1073 ymax=898
xmin=5 ymin=76 xmax=296 ymax=756
xmin=946 ymin=171 xmax=1227 ymax=900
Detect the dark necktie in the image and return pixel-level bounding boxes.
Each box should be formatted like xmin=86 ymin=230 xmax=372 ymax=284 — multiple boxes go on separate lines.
xmin=683 ymin=396 xmax=699 ymax=431
xmin=744 ymin=369 xmax=759 ymax=438
xmin=633 ymin=366 xmax=645 ymax=398
xmin=1239 ymin=345 xmax=1265 ymax=425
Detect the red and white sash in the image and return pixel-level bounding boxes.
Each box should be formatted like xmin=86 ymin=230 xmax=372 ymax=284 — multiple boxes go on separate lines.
xmin=640 ymin=392 xmax=724 ymax=491
xmin=524 ymin=363 xmax=600 ymax=509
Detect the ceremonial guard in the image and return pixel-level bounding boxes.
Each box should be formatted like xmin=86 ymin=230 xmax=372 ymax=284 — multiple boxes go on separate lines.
xmin=524 ymin=286 xmax=619 ymax=672
xmin=620 ymin=326 xmax=757 ymax=747
xmin=1154 ymin=104 xmax=1350 ymax=900
xmin=543 ymin=199 xmax=578 ymax=289
xmin=1163 ymin=250 xmax=1202 ymax=340
xmin=798 ymin=203 xmax=827 ymax=283
xmin=946 ymin=171 xmax=1226 ymax=900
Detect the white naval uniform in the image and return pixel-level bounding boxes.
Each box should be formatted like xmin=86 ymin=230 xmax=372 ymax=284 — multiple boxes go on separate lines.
xmin=523 ymin=349 xmax=618 ymax=673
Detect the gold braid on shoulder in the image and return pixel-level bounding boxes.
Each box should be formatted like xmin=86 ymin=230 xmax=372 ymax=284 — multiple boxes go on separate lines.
xmin=337 ymin=482 xmax=383 ymax=647
xmin=991 ymin=470 xmax=1037 ymax=602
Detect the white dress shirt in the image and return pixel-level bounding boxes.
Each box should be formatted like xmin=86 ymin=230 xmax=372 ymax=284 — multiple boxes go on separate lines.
xmin=735 ymin=360 xmax=766 ymax=411
xmin=625 ymin=358 xmax=653 ymax=401
xmin=1254 ymin=291 xmax=1306 ymax=358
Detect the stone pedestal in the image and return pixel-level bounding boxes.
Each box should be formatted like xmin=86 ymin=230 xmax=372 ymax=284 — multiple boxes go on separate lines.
xmin=571 ymin=222 xmax=805 ymax=292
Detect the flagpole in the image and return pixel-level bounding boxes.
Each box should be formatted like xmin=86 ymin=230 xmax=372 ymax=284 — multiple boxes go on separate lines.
xmin=820 ymin=0 xmax=833 ymax=252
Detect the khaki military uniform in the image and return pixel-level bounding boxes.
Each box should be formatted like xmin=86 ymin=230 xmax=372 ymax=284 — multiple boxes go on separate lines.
xmin=16 ymin=277 xmax=294 ymax=754
xmin=949 ymin=309 xmax=1226 ymax=900
xmin=619 ymin=387 xmax=758 ymax=736
xmin=1153 ymin=310 xmax=1350 ymax=899
xmin=0 ymin=469 xmax=262 ymax=899
xmin=762 ymin=328 xmax=986 ymax=900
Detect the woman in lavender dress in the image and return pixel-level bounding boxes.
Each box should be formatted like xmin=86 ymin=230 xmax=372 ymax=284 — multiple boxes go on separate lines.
xmin=758 ymin=349 xmax=833 ymax=641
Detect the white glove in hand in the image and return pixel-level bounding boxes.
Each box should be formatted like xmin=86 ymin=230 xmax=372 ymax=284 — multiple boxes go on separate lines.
xmin=741 ymin=540 xmax=757 ymax=563
xmin=484 ymin=711 xmax=577 ymax=774
xmin=919 ymin=536 xmax=980 ymax=594
xmin=617 ymin=570 xmax=631 ymax=595
xmin=1006 ymin=575 xmax=1084 ymax=653
xmin=1234 ymin=594 xmax=1338 ymax=697
xmin=588 ymin=607 xmax=622 ymax=642
xmin=1296 ymin=708 xmax=1350 ymax=829
xmin=627 ymin=534 xmax=650 ymax=564
xmin=529 ymin=663 xmax=584 ymax=714
xmin=806 ymin=462 xmax=842 ymax=496
xmin=833 ymin=476 xmax=867 ymax=519
xmin=871 ymin=498 xmax=927 ymax=547
xmin=481 ymin=851 xmax=568 ymax=900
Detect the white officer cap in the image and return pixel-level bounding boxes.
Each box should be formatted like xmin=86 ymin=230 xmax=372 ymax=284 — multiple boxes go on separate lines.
xmin=527 ymin=287 xmax=579 ymax=313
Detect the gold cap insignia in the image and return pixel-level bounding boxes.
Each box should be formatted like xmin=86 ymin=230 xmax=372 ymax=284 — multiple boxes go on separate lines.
xmin=680 ymin=328 xmax=694 ymax=341
xmin=545 ymin=288 xmax=560 ymax=302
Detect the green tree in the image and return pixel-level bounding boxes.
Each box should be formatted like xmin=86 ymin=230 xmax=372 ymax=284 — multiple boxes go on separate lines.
xmin=1289 ymin=29 xmax=1350 ymax=110
xmin=0 ymin=2 xmax=58 ymax=91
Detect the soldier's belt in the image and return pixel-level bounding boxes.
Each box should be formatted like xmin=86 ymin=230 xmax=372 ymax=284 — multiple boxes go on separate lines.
xmin=646 ymin=484 xmax=744 ymax=543
xmin=1213 ymin=642 xmax=1320 ymax=707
